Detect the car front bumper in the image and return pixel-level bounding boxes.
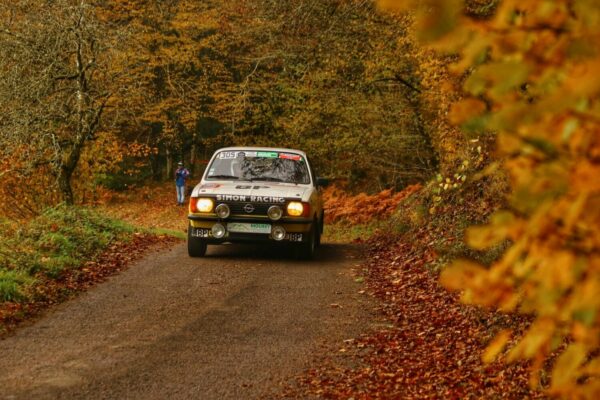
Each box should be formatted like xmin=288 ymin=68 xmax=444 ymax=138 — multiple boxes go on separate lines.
xmin=188 ymin=215 xmax=314 ymax=244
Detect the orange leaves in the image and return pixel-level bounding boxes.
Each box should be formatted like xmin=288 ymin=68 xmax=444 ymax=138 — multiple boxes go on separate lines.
xmin=465 ymin=211 xmax=516 ymax=250
xmin=482 ymin=329 xmax=512 ymax=364
xmin=383 ymin=0 xmax=600 ymax=395
xmin=290 ymin=227 xmax=543 ymax=398
xmin=98 ymin=183 xmax=189 ymax=232
xmin=550 ymin=343 xmax=589 ymax=396
xmin=378 ymin=0 xmax=462 ymax=42
xmin=441 ymin=259 xmax=516 ymax=309
xmin=449 ymin=98 xmax=487 ymax=126
xmin=323 ymin=184 xmax=422 ymax=225
xmin=465 ymin=61 xmax=530 ymax=99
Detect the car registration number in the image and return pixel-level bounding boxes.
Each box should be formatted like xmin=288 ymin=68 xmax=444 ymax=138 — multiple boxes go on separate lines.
xmin=227 ymin=222 xmax=271 ymax=234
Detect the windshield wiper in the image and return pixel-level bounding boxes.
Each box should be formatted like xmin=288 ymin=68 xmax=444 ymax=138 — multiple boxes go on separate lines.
xmin=207 ymin=174 xmax=239 ymax=180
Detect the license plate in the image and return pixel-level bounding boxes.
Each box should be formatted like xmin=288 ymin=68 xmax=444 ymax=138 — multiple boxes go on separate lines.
xmin=288 ymin=233 xmax=303 ymax=242
xmin=191 ymin=228 xmax=211 ymax=238
xmin=227 ymin=222 xmax=271 ymax=234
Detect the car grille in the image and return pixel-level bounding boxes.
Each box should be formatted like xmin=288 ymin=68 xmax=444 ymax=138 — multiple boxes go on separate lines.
xmin=224 ymin=202 xmax=282 ymax=216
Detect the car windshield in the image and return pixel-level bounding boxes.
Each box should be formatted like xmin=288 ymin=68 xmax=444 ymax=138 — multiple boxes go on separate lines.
xmin=205 ymin=150 xmax=311 ymax=184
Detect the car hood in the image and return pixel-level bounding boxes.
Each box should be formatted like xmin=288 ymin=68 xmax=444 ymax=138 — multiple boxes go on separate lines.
xmin=192 ymin=181 xmax=310 ymax=202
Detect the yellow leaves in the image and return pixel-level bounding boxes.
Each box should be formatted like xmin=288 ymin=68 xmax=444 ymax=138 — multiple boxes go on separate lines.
xmin=572 ymin=161 xmax=600 ymax=193
xmin=448 ymin=98 xmax=487 ymax=126
xmin=508 ymin=318 xmax=556 ymax=362
xmin=440 ymin=259 xmax=485 ymax=292
xmin=466 ymin=211 xmax=515 ymax=250
xmin=377 ymin=0 xmax=462 ymax=42
xmin=572 ymin=0 xmax=600 ymax=30
xmin=550 ymin=343 xmax=587 ymax=395
xmin=482 ymin=329 xmax=512 ymax=364
xmin=377 ymin=0 xmax=411 ymax=12
xmin=377 ymin=0 xmax=600 ymax=397
xmin=464 ymin=61 xmax=530 ymax=98
xmin=564 ymin=60 xmax=600 ymax=99
xmin=440 ymin=259 xmax=515 ymax=308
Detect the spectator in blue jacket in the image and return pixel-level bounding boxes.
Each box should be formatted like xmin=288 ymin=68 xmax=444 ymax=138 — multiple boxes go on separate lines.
xmin=175 ymin=161 xmax=190 ymax=206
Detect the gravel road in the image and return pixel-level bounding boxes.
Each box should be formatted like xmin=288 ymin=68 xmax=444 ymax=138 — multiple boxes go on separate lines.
xmin=0 ymin=243 xmax=372 ymax=399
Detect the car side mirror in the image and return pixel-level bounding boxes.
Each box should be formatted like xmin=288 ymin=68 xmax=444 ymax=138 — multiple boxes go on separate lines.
xmin=316 ymin=177 xmax=329 ymax=187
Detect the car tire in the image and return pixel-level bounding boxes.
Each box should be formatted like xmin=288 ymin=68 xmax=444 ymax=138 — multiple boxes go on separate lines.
xmin=187 ymin=226 xmax=207 ymax=257
xmin=296 ymin=223 xmax=317 ymax=260
xmin=315 ymin=223 xmax=321 ymax=247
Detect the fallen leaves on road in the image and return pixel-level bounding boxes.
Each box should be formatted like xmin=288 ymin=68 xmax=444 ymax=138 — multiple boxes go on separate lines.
xmin=0 ymin=233 xmax=179 ymax=336
xmin=97 ymin=183 xmax=189 ymax=232
xmin=282 ymin=229 xmax=544 ymax=399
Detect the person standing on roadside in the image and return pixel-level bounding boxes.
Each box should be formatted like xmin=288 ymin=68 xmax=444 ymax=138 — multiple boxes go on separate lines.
xmin=175 ymin=161 xmax=190 ymax=206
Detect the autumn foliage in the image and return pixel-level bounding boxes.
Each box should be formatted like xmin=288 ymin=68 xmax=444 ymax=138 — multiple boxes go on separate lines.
xmin=288 ymin=230 xmax=542 ymax=399
xmin=380 ymin=0 xmax=600 ymax=397
xmin=323 ymin=184 xmax=422 ymax=225
xmin=2 ymin=0 xmax=600 ymax=397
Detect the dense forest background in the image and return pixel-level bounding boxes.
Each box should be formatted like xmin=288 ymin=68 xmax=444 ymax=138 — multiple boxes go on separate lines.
xmin=0 ymin=0 xmax=468 ymax=215
xmin=1 ymin=0 xmax=599 ymax=398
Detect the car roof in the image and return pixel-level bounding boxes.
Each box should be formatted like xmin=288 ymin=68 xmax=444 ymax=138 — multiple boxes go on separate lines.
xmin=214 ymin=146 xmax=308 ymax=157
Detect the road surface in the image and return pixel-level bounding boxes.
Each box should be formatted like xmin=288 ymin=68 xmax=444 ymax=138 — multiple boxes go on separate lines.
xmin=0 ymin=243 xmax=372 ymax=399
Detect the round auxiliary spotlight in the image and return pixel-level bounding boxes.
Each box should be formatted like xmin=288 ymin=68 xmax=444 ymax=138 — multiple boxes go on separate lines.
xmin=271 ymin=225 xmax=286 ymax=241
xmin=267 ymin=205 xmax=283 ymax=221
xmin=211 ymin=223 xmax=226 ymax=239
xmin=215 ymin=203 xmax=230 ymax=219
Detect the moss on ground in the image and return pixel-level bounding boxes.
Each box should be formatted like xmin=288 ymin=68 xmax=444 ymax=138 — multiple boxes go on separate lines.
xmin=0 ymin=205 xmax=136 ymax=302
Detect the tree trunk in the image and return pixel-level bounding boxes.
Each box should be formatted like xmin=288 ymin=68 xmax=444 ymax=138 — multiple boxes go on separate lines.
xmin=58 ymin=166 xmax=74 ymax=205
xmin=166 ymin=148 xmax=173 ymax=180
xmin=190 ymin=133 xmax=198 ymax=177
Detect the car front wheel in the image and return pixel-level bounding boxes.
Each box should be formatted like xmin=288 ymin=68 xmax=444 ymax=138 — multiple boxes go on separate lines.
xmin=187 ymin=225 xmax=207 ymax=257
xmin=296 ymin=223 xmax=317 ymax=260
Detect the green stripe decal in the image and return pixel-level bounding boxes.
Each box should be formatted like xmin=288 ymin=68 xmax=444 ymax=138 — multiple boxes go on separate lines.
xmin=257 ymin=151 xmax=278 ymax=158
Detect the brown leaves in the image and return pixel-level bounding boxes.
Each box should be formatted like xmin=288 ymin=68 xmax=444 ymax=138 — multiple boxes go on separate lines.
xmin=98 ymin=183 xmax=189 ymax=232
xmin=285 ymin=231 xmax=542 ymax=399
xmin=375 ymin=0 xmax=600 ymax=397
xmin=0 ymin=233 xmax=179 ymax=336
xmin=323 ymin=184 xmax=422 ymax=225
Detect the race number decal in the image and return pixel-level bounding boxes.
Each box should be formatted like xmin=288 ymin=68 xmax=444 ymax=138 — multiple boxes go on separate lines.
xmin=218 ymin=151 xmax=236 ymax=159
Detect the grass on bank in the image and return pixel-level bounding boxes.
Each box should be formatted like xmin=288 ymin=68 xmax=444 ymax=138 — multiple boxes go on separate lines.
xmin=0 ymin=205 xmax=137 ymax=302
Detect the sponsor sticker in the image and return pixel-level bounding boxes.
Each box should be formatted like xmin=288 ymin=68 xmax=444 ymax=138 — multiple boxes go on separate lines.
xmin=215 ymin=194 xmax=286 ymax=203
xmin=279 ymin=153 xmax=302 ymax=161
xmin=257 ymin=151 xmax=278 ymax=158
xmin=199 ymin=183 xmax=221 ymax=189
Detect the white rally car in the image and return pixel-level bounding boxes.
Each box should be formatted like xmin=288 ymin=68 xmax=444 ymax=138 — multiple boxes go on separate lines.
xmin=187 ymin=147 xmax=328 ymax=259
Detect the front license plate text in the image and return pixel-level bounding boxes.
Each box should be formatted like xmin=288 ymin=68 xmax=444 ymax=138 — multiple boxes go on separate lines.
xmin=227 ymin=222 xmax=271 ymax=234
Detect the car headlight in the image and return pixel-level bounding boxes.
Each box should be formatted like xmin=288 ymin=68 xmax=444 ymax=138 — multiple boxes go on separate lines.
xmin=211 ymin=223 xmax=226 ymax=238
xmin=271 ymin=225 xmax=286 ymax=241
xmin=287 ymin=201 xmax=304 ymax=217
xmin=191 ymin=198 xmax=214 ymax=213
xmin=215 ymin=203 xmax=230 ymax=219
xmin=267 ymin=205 xmax=283 ymax=221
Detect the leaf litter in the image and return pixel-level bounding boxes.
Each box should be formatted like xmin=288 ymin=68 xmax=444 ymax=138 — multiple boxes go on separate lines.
xmin=280 ymin=228 xmax=545 ymax=399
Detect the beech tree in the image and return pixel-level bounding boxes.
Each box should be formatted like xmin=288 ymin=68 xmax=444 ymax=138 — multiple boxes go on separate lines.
xmin=217 ymin=0 xmax=440 ymax=188
xmin=0 ymin=0 xmax=126 ymax=204
xmin=380 ymin=0 xmax=600 ymax=397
